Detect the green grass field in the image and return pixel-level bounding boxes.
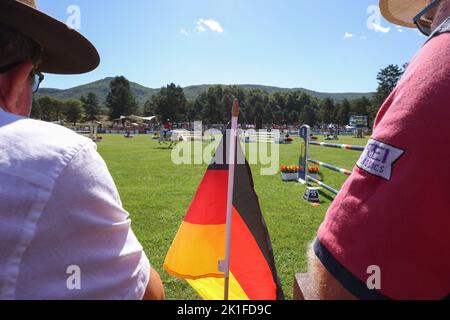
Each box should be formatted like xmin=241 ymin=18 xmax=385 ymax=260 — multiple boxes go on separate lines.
xmin=96 ymin=134 xmax=368 ymax=300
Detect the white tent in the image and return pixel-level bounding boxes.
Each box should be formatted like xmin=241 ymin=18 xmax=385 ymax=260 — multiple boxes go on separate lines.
xmin=128 ymin=115 xmax=156 ymax=122
xmin=113 ymin=115 xmax=156 ymax=122
xmin=112 ymin=115 xmax=128 ymax=121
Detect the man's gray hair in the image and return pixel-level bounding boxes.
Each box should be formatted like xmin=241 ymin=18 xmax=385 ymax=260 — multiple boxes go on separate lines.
xmin=0 ymin=23 xmax=42 ymax=68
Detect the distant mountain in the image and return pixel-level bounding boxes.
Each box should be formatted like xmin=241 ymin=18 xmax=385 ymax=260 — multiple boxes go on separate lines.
xmin=183 ymin=84 xmax=373 ymax=102
xmin=37 ymin=77 xmax=159 ymax=106
xmin=37 ymin=77 xmax=373 ymax=106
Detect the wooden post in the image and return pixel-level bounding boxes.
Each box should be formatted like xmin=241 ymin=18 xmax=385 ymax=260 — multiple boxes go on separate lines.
xmin=293 ymin=273 xmax=317 ymax=300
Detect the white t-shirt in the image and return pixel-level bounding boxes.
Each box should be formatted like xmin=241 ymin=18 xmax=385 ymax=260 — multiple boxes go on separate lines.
xmin=0 ymin=108 xmax=150 ymax=300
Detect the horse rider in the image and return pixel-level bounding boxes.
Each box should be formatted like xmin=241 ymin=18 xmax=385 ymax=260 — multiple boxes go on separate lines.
xmin=163 ymin=118 xmax=173 ymax=139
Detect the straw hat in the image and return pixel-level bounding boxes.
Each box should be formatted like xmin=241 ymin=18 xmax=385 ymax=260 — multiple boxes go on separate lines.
xmin=380 ymin=0 xmax=431 ymax=28
xmin=0 ymin=0 xmax=99 ymax=74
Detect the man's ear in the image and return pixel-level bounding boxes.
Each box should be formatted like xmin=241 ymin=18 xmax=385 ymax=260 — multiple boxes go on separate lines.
xmin=0 ymin=62 xmax=33 ymax=112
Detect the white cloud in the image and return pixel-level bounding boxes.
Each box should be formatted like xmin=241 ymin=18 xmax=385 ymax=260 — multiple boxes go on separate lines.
xmin=396 ymin=26 xmax=404 ymax=33
xmin=344 ymin=32 xmax=354 ymax=39
xmin=196 ymin=18 xmax=224 ymax=33
xmin=196 ymin=23 xmax=206 ymax=32
xmin=372 ymin=22 xmax=390 ymax=33
xmin=180 ymin=28 xmax=189 ymax=36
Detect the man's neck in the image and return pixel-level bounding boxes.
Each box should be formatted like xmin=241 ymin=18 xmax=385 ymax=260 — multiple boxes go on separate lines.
xmin=432 ymin=1 xmax=450 ymax=32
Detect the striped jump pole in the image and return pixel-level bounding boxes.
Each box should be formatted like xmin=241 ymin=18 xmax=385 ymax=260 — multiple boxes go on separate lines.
xmin=307 ymin=175 xmax=339 ymax=195
xmin=309 ymin=141 xmax=365 ymax=151
xmin=308 ymin=159 xmax=352 ymax=176
xmin=299 ymin=125 xmax=366 ymax=197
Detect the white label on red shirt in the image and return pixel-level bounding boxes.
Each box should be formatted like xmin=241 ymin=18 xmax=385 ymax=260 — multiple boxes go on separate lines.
xmin=357 ymin=139 xmax=404 ymax=181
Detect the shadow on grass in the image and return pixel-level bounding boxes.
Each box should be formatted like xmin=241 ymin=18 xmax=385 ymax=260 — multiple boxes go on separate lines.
xmin=319 ymin=190 xmax=335 ymax=203
xmin=154 ymin=146 xmax=175 ymax=150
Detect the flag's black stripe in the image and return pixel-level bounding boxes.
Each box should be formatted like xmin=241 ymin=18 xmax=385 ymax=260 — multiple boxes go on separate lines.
xmin=207 ymin=164 xmax=228 ymax=171
xmin=208 ymin=131 xmax=232 ymax=171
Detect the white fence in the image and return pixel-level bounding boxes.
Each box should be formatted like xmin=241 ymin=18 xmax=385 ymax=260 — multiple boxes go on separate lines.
xmin=240 ymin=130 xmax=282 ymax=144
xmin=173 ymin=130 xmax=203 ymax=142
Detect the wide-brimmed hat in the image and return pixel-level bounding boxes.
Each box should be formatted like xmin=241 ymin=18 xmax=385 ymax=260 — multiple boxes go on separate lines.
xmin=380 ymin=0 xmax=431 ymax=28
xmin=0 ymin=0 xmax=99 ymax=74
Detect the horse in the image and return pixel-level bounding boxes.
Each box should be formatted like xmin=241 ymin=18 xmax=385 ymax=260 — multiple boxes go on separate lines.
xmin=158 ymin=128 xmax=179 ymax=148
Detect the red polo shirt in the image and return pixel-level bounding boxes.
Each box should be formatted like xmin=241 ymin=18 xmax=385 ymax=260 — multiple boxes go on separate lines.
xmin=315 ymin=29 xmax=450 ymax=300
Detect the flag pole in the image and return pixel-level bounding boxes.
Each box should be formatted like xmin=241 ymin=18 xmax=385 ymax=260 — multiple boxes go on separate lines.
xmin=224 ymin=98 xmax=240 ymax=301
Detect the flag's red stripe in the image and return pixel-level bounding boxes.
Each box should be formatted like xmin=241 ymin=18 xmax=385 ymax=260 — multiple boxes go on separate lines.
xmin=184 ymin=170 xmax=228 ymax=225
xmin=230 ymin=207 xmax=277 ymax=300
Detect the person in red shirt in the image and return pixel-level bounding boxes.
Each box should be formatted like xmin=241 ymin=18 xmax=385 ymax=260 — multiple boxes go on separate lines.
xmin=162 ymin=118 xmax=172 ymax=138
xmin=309 ymin=0 xmax=450 ymax=300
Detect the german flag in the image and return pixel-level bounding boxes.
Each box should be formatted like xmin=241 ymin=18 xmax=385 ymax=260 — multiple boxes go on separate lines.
xmin=164 ymin=133 xmax=284 ymax=300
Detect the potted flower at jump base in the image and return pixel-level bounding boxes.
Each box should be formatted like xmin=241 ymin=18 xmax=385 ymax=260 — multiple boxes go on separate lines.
xmin=308 ymin=166 xmax=320 ymax=180
xmin=280 ymin=165 xmax=299 ymax=181
xmin=284 ymin=136 xmax=294 ymax=144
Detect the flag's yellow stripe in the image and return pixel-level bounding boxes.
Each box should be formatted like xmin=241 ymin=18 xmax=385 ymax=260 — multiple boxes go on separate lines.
xmin=164 ymin=221 xmax=226 ymax=279
xmin=186 ymin=272 xmax=249 ymax=300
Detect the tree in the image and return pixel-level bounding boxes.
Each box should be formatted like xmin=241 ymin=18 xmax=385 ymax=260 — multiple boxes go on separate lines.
xmin=272 ymin=92 xmax=286 ymax=112
xmin=272 ymin=106 xmax=283 ymax=125
xmin=245 ymin=89 xmax=268 ymax=129
xmin=376 ymin=64 xmax=404 ymax=94
xmin=64 ymin=100 xmax=84 ymax=126
xmin=350 ymin=96 xmax=370 ymax=117
xmin=289 ymin=110 xmax=300 ymax=124
xmin=336 ymin=99 xmax=351 ymax=126
xmin=370 ymin=64 xmax=406 ymax=122
xmin=81 ymin=92 xmax=101 ymax=122
xmin=262 ymin=104 xmax=273 ymax=125
xmin=192 ymin=85 xmax=246 ymax=125
xmin=203 ymin=86 xmax=223 ymax=124
xmin=151 ymin=83 xmax=187 ymax=123
xmin=299 ymin=105 xmax=317 ymax=126
xmin=319 ymin=98 xmax=335 ymax=124
xmin=106 ymin=76 xmax=139 ymax=119
xmin=185 ymin=100 xmax=198 ymax=124
xmin=143 ymin=99 xmax=157 ymax=117
xmin=37 ymin=96 xmax=64 ymax=122
xmin=282 ymin=109 xmax=289 ymax=124
xmin=297 ymin=92 xmax=311 ymax=113
xmin=30 ymin=99 xmax=42 ymax=120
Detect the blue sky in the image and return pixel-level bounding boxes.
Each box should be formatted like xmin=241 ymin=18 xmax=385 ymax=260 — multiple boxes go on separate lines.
xmin=39 ymin=0 xmax=425 ymax=93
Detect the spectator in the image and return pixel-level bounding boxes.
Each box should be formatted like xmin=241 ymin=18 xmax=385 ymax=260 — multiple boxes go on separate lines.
xmin=0 ymin=0 xmax=164 ymax=300
xmin=309 ymin=0 xmax=450 ymax=300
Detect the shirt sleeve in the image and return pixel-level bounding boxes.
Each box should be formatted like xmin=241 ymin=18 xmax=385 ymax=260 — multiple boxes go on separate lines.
xmin=16 ymin=142 xmax=150 ymax=300
xmin=315 ymin=33 xmax=450 ymax=300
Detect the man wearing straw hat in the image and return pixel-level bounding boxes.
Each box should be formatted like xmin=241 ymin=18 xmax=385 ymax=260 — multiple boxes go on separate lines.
xmin=309 ymin=0 xmax=450 ymax=300
xmin=0 ymin=0 xmax=164 ymax=299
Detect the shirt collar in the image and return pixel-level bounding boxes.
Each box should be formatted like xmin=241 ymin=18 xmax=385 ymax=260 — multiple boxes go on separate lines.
xmin=427 ymin=16 xmax=450 ymax=43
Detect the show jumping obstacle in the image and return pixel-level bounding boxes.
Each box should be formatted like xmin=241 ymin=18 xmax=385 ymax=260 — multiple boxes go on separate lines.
xmin=307 ymin=160 xmax=352 ymax=176
xmin=240 ymin=130 xmax=281 ymax=144
xmin=309 ymin=141 xmax=365 ymax=151
xmin=298 ymin=125 xmax=366 ymax=195
xmin=294 ymin=124 xmax=368 ymax=299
